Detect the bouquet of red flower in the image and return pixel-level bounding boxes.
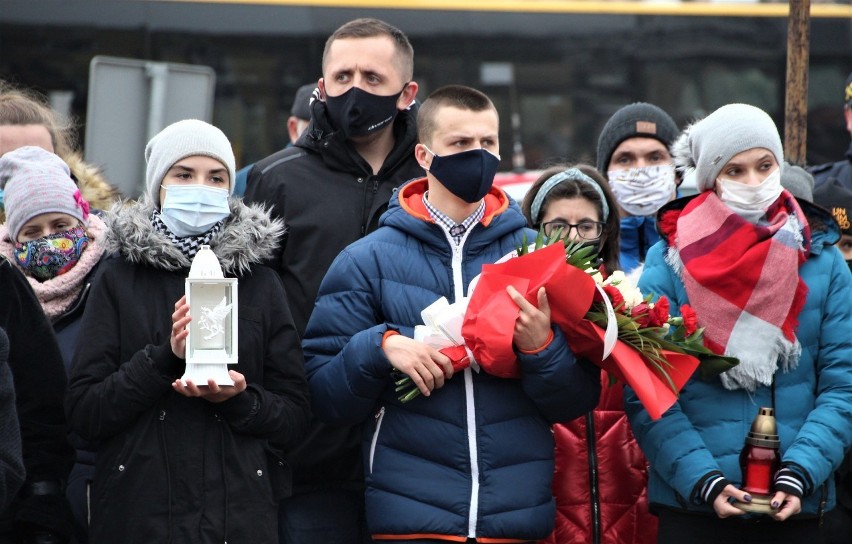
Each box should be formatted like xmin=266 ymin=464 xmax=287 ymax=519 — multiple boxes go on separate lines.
xmin=395 ymin=231 xmax=738 ymax=419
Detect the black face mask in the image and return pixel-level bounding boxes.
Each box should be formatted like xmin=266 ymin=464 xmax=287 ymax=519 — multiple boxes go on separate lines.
xmin=425 ymin=146 xmax=501 ymax=203
xmin=324 ymin=86 xmax=405 ymax=139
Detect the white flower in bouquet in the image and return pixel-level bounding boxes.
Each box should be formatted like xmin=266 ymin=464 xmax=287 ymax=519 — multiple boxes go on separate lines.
xmin=587 ymin=268 xmax=604 ymax=285
xmin=603 ymin=270 xmax=644 ymax=310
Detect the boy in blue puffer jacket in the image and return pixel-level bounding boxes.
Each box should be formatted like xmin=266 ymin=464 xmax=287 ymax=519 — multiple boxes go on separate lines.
xmin=303 ymin=85 xmax=601 ymax=543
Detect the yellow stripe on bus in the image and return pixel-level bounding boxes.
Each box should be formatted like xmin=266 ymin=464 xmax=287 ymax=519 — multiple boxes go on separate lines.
xmin=163 ymin=0 xmax=852 ymax=19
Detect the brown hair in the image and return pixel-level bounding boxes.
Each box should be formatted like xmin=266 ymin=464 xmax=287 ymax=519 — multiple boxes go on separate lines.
xmin=322 ymin=18 xmax=414 ymax=82
xmin=522 ymin=164 xmax=621 ymax=274
xmin=417 ymin=85 xmax=497 ymax=147
xmin=0 ymin=79 xmax=75 ymax=156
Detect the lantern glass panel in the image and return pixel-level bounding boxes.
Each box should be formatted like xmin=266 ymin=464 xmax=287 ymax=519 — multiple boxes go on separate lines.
xmin=188 ymin=282 xmax=234 ymax=363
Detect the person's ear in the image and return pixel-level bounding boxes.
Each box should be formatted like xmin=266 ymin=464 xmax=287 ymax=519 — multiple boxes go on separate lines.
xmin=414 ymin=143 xmax=430 ymax=170
xmin=317 ymin=78 xmax=326 ymax=101
xmin=397 ymin=81 xmax=419 ymax=111
xmin=844 ymin=106 xmax=852 ymax=134
xmin=287 ymin=117 xmax=300 ymax=144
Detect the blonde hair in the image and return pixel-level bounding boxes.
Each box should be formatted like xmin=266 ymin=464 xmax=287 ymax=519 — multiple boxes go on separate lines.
xmin=0 ymin=79 xmax=76 ymax=156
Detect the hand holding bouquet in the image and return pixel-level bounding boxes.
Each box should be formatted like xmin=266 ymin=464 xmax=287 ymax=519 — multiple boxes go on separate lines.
xmin=396 ymin=230 xmax=737 ymax=419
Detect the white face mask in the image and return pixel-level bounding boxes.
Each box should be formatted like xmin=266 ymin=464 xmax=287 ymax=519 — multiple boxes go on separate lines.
xmin=160 ymin=185 xmax=230 ymax=238
xmin=607 ymin=164 xmax=676 ymax=217
xmin=717 ymin=167 xmax=782 ymax=215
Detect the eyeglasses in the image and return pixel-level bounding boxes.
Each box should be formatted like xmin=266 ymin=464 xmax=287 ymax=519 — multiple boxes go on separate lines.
xmin=541 ymin=220 xmax=605 ymax=241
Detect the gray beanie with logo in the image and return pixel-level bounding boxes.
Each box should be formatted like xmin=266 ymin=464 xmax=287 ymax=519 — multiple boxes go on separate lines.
xmin=671 ymin=103 xmax=783 ymax=193
xmin=145 ymin=119 xmax=236 ymax=203
xmin=596 ymin=102 xmax=679 ymax=173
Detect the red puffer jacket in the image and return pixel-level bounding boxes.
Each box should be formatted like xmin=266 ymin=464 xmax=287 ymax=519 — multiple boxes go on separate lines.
xmin=539 ymin=373 xmax=658 ymax=544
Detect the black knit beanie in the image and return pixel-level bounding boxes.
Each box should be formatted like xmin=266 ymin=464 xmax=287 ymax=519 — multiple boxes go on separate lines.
xmin=596 ymin=102 xmax=679 ymax=173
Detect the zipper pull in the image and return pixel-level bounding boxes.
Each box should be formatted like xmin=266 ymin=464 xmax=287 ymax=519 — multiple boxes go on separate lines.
xmin=159 ymin=409 xmax=166 ymax=421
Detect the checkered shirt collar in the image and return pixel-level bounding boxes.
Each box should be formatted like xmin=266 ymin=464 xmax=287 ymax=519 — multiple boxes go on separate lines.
xmin=422 ymin=191 xmax=485 ymax=245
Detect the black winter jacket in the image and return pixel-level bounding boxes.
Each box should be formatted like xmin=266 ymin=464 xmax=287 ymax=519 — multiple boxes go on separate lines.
xmin=809 ymin=142 xmax=852 ymax=190
xmin=65 ymin=199 xmax=311 ymax=544
xmin=0 ymin=328 xmax=24 ymax=514
xmin=0 ymin=260 xmax=75 ymax=542
xmin=243 ymin=98 xmax=423 ymax=492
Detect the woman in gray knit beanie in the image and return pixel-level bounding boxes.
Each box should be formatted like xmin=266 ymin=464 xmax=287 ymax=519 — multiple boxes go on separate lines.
xmin=627 ymin=103 xmax=852 ymax=542
xmin=65 ymin=119 xmax=310 ymax=544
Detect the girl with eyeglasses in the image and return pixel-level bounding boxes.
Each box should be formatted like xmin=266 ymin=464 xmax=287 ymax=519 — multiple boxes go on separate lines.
xmin=522 ymin=165 xmax=658 ymax=544
xmin=522 ymin=164 xmax=621 ymax=275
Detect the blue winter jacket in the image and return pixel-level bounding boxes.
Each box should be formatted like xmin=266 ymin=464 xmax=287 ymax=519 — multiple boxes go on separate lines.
xmin=626 ymin=196 xmax=852 ymax=518
xmin=303 ymin=179 xmax=601 ymax=542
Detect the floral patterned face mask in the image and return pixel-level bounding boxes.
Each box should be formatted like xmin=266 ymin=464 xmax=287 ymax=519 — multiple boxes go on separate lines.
xmin=14 ymin=226 xmax=89 ymax=282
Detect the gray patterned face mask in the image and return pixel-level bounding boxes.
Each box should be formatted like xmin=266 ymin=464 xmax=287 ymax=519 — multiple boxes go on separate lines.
xmin=607 ymin=164 xmax=676 ymax=216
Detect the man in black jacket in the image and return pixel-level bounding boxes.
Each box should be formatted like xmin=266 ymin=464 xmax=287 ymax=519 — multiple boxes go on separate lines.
xmin=243 ymin=17 xmax=422 ymax=544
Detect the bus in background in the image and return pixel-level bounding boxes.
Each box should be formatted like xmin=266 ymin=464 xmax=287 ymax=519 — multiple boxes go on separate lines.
xmin=1 ymin=0 xmax=848 ymax=187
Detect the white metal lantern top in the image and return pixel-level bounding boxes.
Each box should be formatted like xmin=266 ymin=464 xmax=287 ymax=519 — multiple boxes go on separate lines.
xmin=189 ymin=245 xmax=225 ymax=279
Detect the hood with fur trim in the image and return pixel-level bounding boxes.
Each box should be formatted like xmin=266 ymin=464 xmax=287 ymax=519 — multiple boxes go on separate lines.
xmin=104 ymin=196 xmax=284 ymax=276
xmin=670 ymin=124 xmax=695 ymax=183
xmin=63 ymin=152 xmax=120 ymax=212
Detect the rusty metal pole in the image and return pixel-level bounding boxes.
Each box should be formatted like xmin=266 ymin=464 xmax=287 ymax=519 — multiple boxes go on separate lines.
xmin=784 ymin=0 xmax=811 ymax=166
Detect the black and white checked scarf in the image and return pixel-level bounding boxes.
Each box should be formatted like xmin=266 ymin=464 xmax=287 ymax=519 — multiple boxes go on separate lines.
xmin=151 ymin=209 xmax=223 ymax=261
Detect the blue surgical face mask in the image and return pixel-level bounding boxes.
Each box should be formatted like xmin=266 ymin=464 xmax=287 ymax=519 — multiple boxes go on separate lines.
xmin=160 ymin=185 xmax=230 ymax=238
xmin=424 ymin=146 xmax=501 ymax=203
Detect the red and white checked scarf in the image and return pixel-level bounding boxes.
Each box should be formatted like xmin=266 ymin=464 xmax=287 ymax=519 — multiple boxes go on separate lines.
xmin=672 ymin=190 xmax=809 ymax=391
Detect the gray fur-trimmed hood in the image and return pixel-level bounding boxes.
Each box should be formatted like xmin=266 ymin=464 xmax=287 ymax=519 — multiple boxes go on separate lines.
xmin=104 ymin=195 xmax=284 ymax=276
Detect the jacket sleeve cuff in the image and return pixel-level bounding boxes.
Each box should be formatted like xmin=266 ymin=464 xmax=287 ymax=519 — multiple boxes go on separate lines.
xmin=517 ymin=329 xmax=554 ymax=355
xmin=149 ymin=343 xmax=185 ymax=379
xmin=217 ymin=385 xmax=260 ymax=424
xmin=382 ymin=329 xmax=400 ymax=347
xmin=691 ymin=471 xmax=730 ymax=505
xmin=775 ymin=466 xmax=806 ymax=498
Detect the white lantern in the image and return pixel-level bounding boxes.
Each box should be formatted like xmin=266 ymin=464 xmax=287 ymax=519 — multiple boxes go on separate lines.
xmin=181 ymin=245 xmax=238 ymax=386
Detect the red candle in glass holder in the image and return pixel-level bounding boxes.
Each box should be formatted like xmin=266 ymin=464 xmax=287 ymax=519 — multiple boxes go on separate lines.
xmin=735 ymin=407 xmax=780 ymax=513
